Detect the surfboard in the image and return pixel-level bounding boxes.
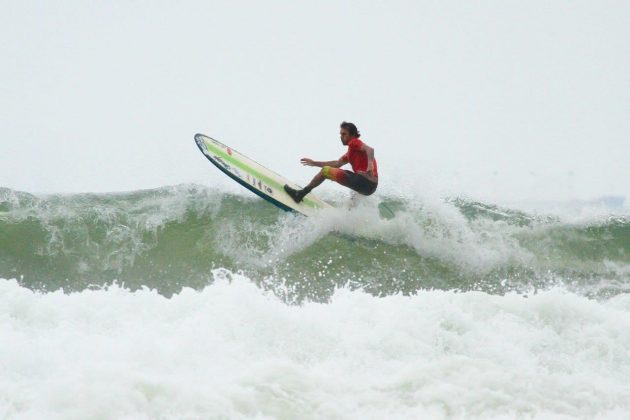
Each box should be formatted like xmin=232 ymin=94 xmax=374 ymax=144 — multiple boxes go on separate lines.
xmin=195 ymin=133 xmax=332 ymax=216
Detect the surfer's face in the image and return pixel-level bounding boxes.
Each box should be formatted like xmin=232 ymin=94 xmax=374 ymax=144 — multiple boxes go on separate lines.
xmin=340 ymin=129 xmax=351 ymax=145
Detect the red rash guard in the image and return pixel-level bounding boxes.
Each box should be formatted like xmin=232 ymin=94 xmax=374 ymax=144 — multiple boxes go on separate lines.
xmin=342 ymin=138 xmax=378 ymax=177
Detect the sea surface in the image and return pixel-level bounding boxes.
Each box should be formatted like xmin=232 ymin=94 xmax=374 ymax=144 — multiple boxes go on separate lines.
xmin=1 ymin=184 xmax=629 ymax=419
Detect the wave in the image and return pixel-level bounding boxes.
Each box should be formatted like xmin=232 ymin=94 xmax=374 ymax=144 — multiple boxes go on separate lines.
xmin=1 ymin=276 xmax=630 ymax=418
xmin=1 ymin=185 xmax=629 ymax=300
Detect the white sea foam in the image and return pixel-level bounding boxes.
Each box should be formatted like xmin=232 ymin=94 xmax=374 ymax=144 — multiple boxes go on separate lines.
xmin=2 ymin=273 xmax=629 ymax=419
xmin=217 ymin=195 xmax=534 ymax=274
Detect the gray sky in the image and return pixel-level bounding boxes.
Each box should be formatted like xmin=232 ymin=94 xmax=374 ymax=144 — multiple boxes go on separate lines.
xmin=1 ymin=1 xmax=628 ymax=203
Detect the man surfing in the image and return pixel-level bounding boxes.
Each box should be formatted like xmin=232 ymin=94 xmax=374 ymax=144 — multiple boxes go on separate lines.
xmin=284 ymin=121 xmax=378 ymax=203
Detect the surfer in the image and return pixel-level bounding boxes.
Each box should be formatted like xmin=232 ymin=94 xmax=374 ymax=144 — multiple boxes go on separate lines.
xmin=284 ymin=122 xmax=378 ymax=203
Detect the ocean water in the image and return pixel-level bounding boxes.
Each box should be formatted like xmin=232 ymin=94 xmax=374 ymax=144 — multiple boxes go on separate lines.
xmin=1 ymin=184 xmax=629 ymax=419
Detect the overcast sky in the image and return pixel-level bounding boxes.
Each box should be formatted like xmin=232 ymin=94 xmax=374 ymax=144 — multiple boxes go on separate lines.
xmin=1 ymin=1 xmax=628 ymax=204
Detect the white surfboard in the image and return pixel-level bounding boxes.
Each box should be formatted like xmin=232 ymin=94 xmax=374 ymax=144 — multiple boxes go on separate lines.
xmin=195 ymin=133 xmax=332 ymax=216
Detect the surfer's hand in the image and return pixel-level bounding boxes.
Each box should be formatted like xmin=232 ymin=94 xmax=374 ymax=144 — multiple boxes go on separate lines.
xmin=301 ymin=158 xmax=315 ymax=166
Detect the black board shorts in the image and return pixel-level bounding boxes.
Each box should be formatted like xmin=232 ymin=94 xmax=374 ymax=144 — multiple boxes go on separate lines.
xmin=341 ymin=170 xmax=378 ymax=196
xmin=322 ymin=166 xmax=378 ymax=195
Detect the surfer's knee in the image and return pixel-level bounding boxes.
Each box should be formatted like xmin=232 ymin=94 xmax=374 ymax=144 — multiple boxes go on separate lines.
xmin=322 ymin=166 xmax=346 ymax=184
xmin=321 ymin=166 xmax=334 ymax=180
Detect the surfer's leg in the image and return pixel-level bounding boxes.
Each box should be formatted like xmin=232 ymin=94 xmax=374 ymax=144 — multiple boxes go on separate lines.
xmin=284 ymin=169 xmax=326 ymax=203
xmin=324 ymin=168 xmax=377 ymax=196
xmin=322 ymin=167 xmax=355 ymax=192
xmin=284 ymin=166 xmax=375 ymax=204
xmin=321 ymin=166 xmax=346 ymax=184
xmin=305 ymin=171 xmax=326 ymax=190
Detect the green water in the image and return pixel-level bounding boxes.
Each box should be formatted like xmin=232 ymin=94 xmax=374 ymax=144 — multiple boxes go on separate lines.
xmin=1 ymin=185 xmax=628 ymax=301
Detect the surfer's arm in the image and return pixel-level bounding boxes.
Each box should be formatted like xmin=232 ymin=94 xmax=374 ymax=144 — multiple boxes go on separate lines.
xmin=301 ymin=156 xmax=347 ymax=168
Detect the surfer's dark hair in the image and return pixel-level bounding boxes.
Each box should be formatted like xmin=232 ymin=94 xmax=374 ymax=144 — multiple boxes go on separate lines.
xmin=340 ymin=121 xmax=360 ymax=138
